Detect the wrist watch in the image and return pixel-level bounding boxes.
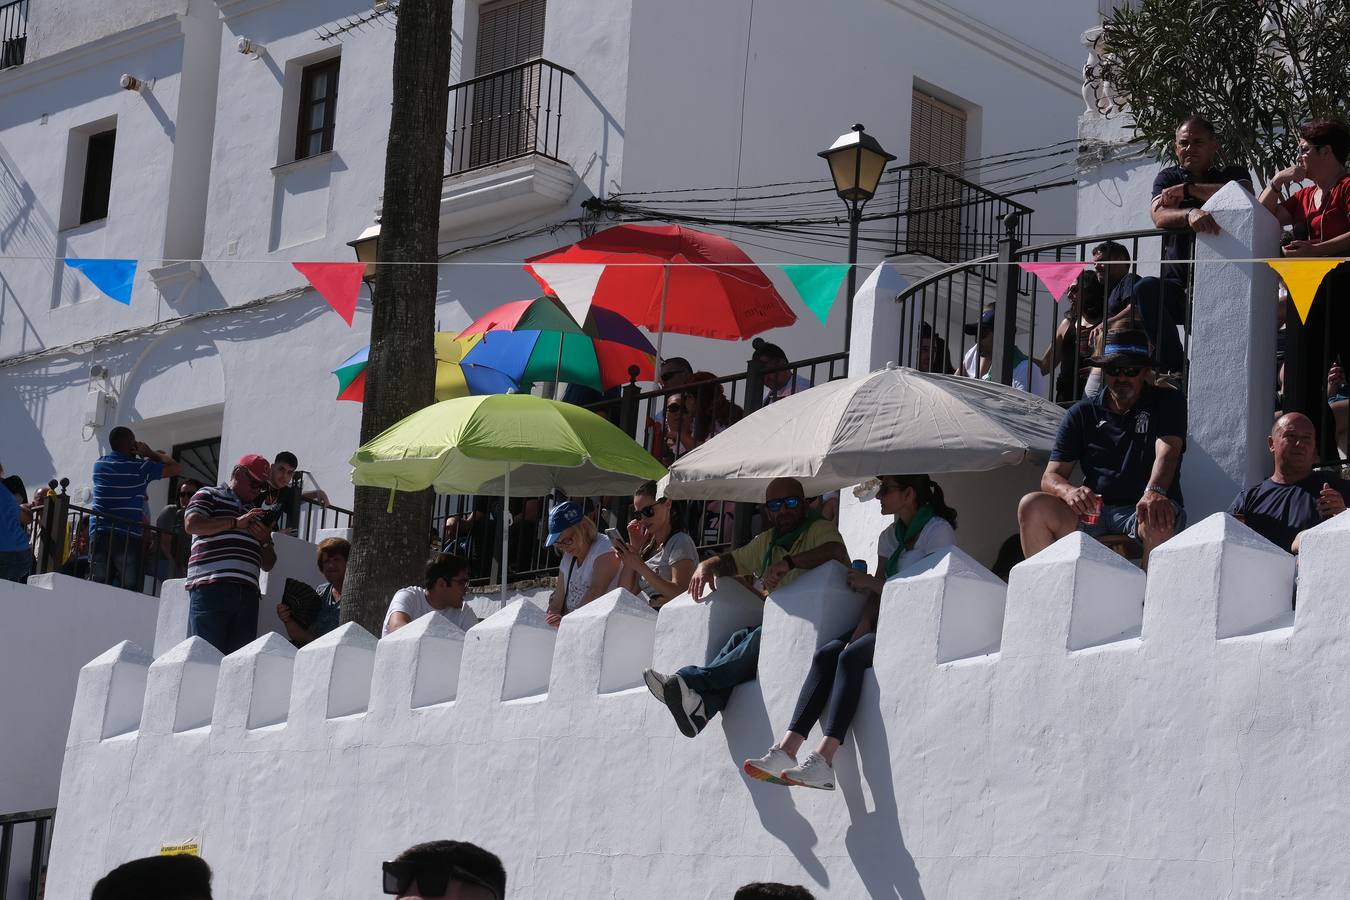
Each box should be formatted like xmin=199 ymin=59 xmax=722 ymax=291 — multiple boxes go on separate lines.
xmin=1145 ymin=485 xmax=1168 ymax=496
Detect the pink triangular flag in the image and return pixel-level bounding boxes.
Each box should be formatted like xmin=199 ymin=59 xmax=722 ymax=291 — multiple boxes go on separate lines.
xmin=1020 ymin=262 xmax=1088 ymax=302
xmin=293 ymin=262 xmax=365 ymax=325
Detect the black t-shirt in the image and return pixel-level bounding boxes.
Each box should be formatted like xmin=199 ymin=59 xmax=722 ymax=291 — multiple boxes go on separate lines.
xmin=1229 ymin=472 xmax=1350 ymax=553
xmin=1152 ymin=164 xmax=1253 ymax=285
xmin=253 ymin=483 xmax=299 ymax=526
xmin=1106 ymin=273 xmax=1186 ymax=373
xmin=1051 ymin=384 xmax=1188 ymax=507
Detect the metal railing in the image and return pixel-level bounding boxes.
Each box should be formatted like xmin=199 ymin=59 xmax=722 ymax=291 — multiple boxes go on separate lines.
xmin=894 ymin=223 xmax=1192 ymax=406
xmin=892 ymin=163 xmax=1033 ymax=264
xmin=0 ymin=807 xmax=53 ymax=900
xmin=0 ymin=0 xmax=26 ymax=70
xmin=446 ymin=58 xmax=572 ymax=177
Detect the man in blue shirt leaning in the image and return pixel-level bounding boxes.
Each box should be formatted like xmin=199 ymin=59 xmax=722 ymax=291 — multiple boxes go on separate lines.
xmin=1018 ymin=328 xmax=1187 ymax=569
xmin=90 ymin=426 xmax=180 ymax=590
xmin=1230 ymin=412 xmax=1347 ymax=554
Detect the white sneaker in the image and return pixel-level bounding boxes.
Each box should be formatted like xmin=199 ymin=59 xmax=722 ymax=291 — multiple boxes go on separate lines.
xmin=780 ymin=751 xmax=836 ymax=790
xmin=643 ymin=668 xmax=668 ymax=702
xmin=743 ymin=746 xmax=796 ymax=785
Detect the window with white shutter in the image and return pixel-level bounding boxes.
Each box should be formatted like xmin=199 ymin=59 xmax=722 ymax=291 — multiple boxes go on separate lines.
xmin=908 ymin=89 xmax=968 ymax=261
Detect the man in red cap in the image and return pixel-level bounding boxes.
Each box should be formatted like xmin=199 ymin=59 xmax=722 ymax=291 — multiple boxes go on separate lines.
xmin=183 ymin=454 xmax=277 ymax=654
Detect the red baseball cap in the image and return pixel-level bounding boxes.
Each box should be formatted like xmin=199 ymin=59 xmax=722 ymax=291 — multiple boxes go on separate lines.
xmin=236 ymin=454 xmax=271 ymax=483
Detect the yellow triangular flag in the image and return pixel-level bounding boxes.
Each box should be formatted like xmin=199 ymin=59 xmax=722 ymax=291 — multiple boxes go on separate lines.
xmin=1267 ymin=259 xmax=1343 ymax=324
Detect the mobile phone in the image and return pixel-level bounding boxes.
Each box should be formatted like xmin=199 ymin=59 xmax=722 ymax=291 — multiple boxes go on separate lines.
xmin=605 ymin=527 xmax=627 ymax=550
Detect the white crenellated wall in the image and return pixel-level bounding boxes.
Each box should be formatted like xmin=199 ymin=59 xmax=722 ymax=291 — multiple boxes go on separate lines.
xmin=42 ymin=510 xmax=1350 ymax=899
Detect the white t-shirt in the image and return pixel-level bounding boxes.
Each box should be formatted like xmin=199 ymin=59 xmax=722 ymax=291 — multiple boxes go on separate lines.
xmin=637 ymin=531 xmax=699 ymax=601
xmin=763 ymin=372 xmax=812 ymax=404
xmin=961 ymin=344 xmax=1046 ymax=396
xmin=877 ymin=516 xmax=956 ymax=576
xmin=380 ymin=586 xmax=479 ymax=637
xmin=559 ymin=534 xmax=618 ymax=612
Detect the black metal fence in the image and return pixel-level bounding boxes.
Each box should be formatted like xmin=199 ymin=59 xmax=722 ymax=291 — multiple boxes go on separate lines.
xmin=446 ymin=58 xmax=572 ymax=177
xmin=893 ymin=163 xmax=1033 ymax=264
xmin=0 ymin=807 xmax=53 ymax=900
xmin=894 ymin=225 xmax=1193 ymax=406
xmin=0 ymin=0 xmax=26 ymax=70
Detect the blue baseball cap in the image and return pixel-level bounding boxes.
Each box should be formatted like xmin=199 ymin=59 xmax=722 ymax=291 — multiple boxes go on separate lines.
xmin=545 ymin=501 xmax=585 ymax=546
xmin=963 ymin=307 xmax=997 ymax=335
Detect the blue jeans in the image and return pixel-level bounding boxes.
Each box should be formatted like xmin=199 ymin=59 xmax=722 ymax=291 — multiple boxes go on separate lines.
xmin=0 ymin=550 xmax=32 ymax=583
xmin=90 ymin=530 xmax=144 ymax=591
xmin=1080 ymin=501 xmax=1187 ymax=541
xmin=676 ymin=625 xmax=761 ymax=718
xmin=189 ymin=581 xmax=260 ymax=655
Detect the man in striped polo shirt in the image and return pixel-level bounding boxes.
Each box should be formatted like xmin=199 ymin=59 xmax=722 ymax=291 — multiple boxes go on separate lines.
xmin=184 ymin=454 xmax=277 ymax=654
xmin=90 ymin=426 xmax=181 ymax=590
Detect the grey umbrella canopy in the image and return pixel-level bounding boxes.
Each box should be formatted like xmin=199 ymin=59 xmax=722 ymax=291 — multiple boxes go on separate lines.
xmin=659 ymin=364 xmax=1066 ymax=502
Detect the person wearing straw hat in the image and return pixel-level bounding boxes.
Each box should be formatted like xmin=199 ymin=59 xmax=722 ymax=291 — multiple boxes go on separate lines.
xmin=1018 ymin=327 xmax=1187 ymax=569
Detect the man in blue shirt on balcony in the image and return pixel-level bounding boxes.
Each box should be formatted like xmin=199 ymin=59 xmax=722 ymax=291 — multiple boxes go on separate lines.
xmin=90 ymin=426 xmax=180 ymax=590
xmin=0 ymin=475 xmax=31 ymax=583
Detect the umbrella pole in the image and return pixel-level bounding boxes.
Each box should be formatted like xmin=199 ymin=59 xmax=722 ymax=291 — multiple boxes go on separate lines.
xmin=501 ymin=463 xmax=510 ymax=605
xmin=653 ymin=263 xmax=670 ymax=380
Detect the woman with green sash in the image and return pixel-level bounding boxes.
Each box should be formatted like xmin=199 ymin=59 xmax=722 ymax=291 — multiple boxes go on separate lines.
xmin=743 ymin=473 xmax=957 ymax=791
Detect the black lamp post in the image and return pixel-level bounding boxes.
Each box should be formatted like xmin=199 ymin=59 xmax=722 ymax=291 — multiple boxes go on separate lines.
xmin=818 ymin=123 xmax=895 ymax=352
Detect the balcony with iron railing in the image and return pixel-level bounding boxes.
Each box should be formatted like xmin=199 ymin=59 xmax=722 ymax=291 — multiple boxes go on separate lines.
xmin=445 ymin=58 xmax=572 ymax=177
xmin=0 ymin=0 xmax=27 ymax=70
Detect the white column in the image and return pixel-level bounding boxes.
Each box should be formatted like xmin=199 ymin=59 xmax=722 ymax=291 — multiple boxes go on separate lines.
xmin=1183 ymin=182 xmax=1282 ymax=517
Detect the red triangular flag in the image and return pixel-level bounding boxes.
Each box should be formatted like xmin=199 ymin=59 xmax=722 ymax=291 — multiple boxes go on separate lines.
xmin=1020 ymin=262 xmax=1088 ymax=302
xmin=293 ymin=262 xmax=365 ymax=325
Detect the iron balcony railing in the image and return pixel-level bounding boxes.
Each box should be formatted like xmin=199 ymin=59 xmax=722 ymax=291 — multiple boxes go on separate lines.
xmin=0 ymin=0 xmax=25 ymax=70
xmin=894 ymin=225 xmax=1193 ymax=407
xmin=891 ymin=162 xmax=1033 ymax=264
xmin=445 ymin=58 xmax=572 ymax=177
xmin=0 ymin=807 xmax=53 ymax=900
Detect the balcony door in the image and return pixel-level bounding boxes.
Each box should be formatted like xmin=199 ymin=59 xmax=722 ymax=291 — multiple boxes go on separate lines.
xmin=466 ymin=0 xmax=546 ymax=170
xmin=908 ymin=89 xmax=968 ymax=262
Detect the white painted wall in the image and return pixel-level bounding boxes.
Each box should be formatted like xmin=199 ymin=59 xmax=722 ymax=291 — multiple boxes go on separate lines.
xmin=43 ymin=511 xmax=1350 ymax=898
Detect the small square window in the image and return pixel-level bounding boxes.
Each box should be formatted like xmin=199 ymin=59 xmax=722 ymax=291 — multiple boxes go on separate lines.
xmin=80 ymin=129 xmax=116 ymax=225
xmin=295 ymin=58 xmax=340 ymax=161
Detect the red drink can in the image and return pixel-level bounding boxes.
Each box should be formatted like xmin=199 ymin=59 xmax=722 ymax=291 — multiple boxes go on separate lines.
xmin=1080 ymin=493 xmax=1103 ymax=526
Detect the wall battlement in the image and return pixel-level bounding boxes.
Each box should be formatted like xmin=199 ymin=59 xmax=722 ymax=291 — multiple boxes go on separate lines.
xmin=44 ymin=512 xmax=1350 ymax=899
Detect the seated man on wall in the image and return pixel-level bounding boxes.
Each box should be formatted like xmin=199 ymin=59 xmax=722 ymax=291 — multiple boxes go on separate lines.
xmin=381 ymin=553 xmax=479 ymax=637
xmin=1230 ymin=412 xmax=1348 ymax=554
xmin=1018 ymin=328 xmax=1187 ymax=569
xmin=642 ymin=477 xmax=848 ymax=737
xmin=957 ymin=306 xmax=1046 ymax=396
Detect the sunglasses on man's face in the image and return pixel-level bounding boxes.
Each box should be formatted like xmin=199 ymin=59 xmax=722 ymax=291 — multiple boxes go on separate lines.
xmin=660 ymin=369 xmax=686 ymax=381
xmin=1104 ymin=366 xmax=1143 ymax=378
xmin=764 ymin=496 xmax=803 ymax=513
xmin=382 ymin=861 xmax=501 ymax=899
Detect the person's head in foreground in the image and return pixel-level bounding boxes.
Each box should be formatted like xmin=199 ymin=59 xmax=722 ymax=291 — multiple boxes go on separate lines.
xmin=383 ymin=840 xmax=506 ymax=899
xmin=91 ymin=854 xmax=212 ymax=900
xmin=734 ymin=883 xmax=815 ymax=900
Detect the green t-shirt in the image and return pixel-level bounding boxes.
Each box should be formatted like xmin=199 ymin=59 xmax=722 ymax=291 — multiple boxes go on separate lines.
xmin=728 ymin=517 xmax=844 ymax=590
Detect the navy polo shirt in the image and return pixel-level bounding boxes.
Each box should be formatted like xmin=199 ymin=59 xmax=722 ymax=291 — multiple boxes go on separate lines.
xmin=1106 ymin=273 xmax=1186 ymax=373
xmin=1051 ymin=384 xmax=1187 ymax=507
xmin=1152 ymin=164 xmax=1252 ymax=285
xmin=1229 ymin=472 xmax=1350 ymax=553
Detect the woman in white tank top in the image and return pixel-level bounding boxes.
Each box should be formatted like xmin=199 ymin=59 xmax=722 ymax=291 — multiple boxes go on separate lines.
xmin=544 ymin=501 xmax=620 ymax=628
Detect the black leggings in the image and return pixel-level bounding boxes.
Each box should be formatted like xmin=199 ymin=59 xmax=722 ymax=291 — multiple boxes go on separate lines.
xmin=787 ymin=629 xmax=876 ymax=743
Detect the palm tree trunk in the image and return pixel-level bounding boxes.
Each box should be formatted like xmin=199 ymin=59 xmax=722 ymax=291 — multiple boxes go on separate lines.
xmin=341 ymin=0 xmax=454 ymax=635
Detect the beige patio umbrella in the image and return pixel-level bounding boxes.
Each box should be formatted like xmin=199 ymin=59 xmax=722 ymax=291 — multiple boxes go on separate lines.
xmin=658 ymin=364 xmax=1066 ymax=502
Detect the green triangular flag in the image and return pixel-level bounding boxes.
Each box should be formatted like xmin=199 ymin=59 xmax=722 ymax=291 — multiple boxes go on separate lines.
xmin=782 ymin=264 xmax=850 ymax=326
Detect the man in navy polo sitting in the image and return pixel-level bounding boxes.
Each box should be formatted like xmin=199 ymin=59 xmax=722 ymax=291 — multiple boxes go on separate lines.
xmin=1230 ymin=412 xmax=1348 ymax=554
xmin=1018 ymin=327 xmax=1187 ymax=568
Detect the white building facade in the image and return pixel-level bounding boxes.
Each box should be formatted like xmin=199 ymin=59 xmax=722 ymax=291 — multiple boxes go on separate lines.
xmin=1 ymin=0 xmax=1090 ymax=514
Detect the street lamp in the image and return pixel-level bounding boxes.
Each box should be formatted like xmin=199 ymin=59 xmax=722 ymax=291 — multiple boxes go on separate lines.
xmin=347 ymin=222 xmax=381 ymax=283
xmin=818 ymin=123 xmax=895 ymax=352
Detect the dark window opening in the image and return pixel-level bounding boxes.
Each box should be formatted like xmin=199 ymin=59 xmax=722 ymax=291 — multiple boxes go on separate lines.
xmin=295 ymin=57 xmax=340 ymax=161
xmin=79 ymin=128 xmax=116 ymax=225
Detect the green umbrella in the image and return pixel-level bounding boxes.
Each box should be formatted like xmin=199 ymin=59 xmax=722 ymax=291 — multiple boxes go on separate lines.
xmin=350 ymin=393 xmax=667 ymax=601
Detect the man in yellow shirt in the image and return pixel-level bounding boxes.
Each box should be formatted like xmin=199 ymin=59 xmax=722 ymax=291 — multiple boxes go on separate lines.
xmin=643 ymin=477 xmax=848 ymax=737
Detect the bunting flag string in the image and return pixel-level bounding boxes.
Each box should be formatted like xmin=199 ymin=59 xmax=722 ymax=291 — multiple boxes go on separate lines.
xmin=64 ymin=258 xmax=137 ymax=304
xmin=1019 ymin=261 xmax=1087 ymax=302
xmin=781 ymin=263 xmax=850 ymax=326
xmin=293 ymin=261 xmax=365 ymax=326
xmin=1266 ymin=259 xmax=1343 ymax=325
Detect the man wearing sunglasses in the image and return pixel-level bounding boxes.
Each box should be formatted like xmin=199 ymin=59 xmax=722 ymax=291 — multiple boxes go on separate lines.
xmin=1018 ymin=328 xmax=1187 ymax=569
xmin=183 ymin=454 xmax=278 ymax=654
xmin=643 ymin=477 xmax=848 ymax=737
xmin=382 ymin=840 xmax=505 ymax=899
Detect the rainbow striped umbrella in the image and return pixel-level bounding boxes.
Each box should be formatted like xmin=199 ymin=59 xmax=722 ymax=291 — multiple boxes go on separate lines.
xmin=333 ymin=333 xmax=518 ymax=402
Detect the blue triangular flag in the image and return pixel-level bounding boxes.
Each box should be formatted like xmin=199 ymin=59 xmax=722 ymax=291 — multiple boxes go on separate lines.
xmin=64 ymin=258 xmax=137 ymax=304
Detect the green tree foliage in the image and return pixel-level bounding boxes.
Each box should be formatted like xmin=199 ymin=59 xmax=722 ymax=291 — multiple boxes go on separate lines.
xmin=1098 ymin=0 xmax=1350 ymax=181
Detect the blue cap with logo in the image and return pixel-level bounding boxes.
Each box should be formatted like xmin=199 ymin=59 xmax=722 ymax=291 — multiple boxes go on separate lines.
xmin=545 ymin=500 xmax=585 ymax=546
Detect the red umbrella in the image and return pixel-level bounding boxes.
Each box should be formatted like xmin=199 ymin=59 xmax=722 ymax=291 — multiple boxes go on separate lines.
xmin=523 ymin=225 xmax=797 ymax=348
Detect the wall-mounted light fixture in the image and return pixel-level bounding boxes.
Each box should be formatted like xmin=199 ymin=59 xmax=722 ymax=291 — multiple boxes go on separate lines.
xmin=236 ymin=37 xmax=265 ymax=56
xmin=119 ymin=74 xmax=147 ymax=92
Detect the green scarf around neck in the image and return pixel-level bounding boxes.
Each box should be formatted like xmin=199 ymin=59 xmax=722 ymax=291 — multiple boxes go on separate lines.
xmin=762 ymin=511 xmax=822 ymax=575
xmin=885 ymin=504 xmax=935 ymax=577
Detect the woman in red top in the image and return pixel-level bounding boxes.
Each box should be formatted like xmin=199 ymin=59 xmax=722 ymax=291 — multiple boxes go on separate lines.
xmin=1259 ymin=119 xmax=1350 ymax=455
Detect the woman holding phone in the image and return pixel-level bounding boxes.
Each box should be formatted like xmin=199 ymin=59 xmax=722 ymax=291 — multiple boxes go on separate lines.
xmin=613 ymin=481 xmax=699 ymax=609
